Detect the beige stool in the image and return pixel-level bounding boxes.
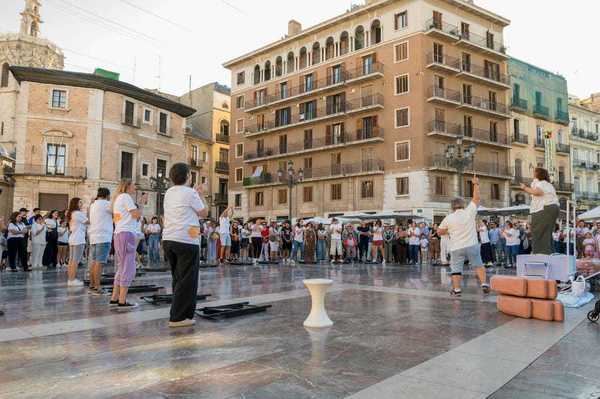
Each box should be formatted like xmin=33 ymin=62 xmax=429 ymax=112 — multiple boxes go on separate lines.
xmin=303 ymin=279 xmax=333 ymax=328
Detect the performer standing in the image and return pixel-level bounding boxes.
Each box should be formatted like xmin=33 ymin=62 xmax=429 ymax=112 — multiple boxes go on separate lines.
xmin=162 ymin=163 xmax=208 ymax=328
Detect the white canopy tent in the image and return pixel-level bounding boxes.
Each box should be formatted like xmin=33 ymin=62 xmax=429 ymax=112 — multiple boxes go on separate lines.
xmin=578 ymin=206 xmax=600 ymax=221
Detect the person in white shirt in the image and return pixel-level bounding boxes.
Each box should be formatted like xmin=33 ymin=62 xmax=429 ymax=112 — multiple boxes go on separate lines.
xmin=7 ymin=212 xmax=28 ymax=272
xmin=88 ymin=188 xmax=113 ymax=294
xmin=408 ymin=222 xmax=421 ymax=264
xmin=329 ymin=218 xmax=343 ymax=263
xmin=30 ymin=214 xmax=47 ymax=269
xmin=145 ymin=216 xmax=162 ymax=264
xmin=520 ymin=167 xmax=560 ymax=255
xmin=57 ymin=218 xmax=69 ymax=267
xmin=162 ymin=163 xmax=208 ymax=328
xmin=503 ymin=221 xmax=521 ymax=267
xmin=479 ymin=220 xmax=493 ymax=266
xmin=218 ymin=206 xmax=234 ymax=263
xmin=438 ymin=176 xmax=490 ymax=296
xmin=67 ymin=197 xmax=88 ymax=286
xmin=44 ymin=210 xmax=60 ymax=268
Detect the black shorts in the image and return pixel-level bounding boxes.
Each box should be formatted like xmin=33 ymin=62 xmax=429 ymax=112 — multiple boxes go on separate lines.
xmin=240 ymin=238 xmax=249 ymax=248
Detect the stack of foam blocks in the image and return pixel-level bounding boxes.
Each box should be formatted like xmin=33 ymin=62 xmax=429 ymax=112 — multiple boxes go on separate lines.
xmin=490 ymin=276 xmax=564 ymax=322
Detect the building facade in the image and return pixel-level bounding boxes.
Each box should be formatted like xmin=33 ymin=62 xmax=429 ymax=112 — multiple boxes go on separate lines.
xmin=184 ymin=128 xmax=212 ymax=203
xmin=225 ymin=0 xmax=512 ymax=222
xmin=508 ymin=58 xmax=572 ymax=208
xmin=5 ymin=66 xmax=195 ymax=215
xmin=179 ymin=83 xmax=231 ymax=217
xmin=568 ymin=98 xmax=600 ymax=211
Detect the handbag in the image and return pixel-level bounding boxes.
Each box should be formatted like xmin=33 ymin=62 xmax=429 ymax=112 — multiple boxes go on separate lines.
xmin=571 ymin=275 xmax=587 ymax=297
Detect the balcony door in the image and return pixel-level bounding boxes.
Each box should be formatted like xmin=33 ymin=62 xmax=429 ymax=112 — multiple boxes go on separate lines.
xmin=362 ymin=148 xmax=375 ymax=171
xmin=331 ymin=153 xmax=342 ymax=175
xmin=361 ymin=116 xmax=376 ymax=139
xmin=46 ymin=144 xmax=66 ymax=175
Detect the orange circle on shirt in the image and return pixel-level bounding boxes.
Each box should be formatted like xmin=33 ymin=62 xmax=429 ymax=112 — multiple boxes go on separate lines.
xmin=113 ymin=213 xmax=122 ymax=223
xmin=188 ymin=226 xmax=200 ymax=238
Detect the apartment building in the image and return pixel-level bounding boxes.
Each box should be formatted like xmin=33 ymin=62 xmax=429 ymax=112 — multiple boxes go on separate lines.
xmin=179 ymin=82 xmax=231 ymax=217
xmin=5 ymin=66 xmax=195 ymax=214
xmin=224 ymin=0 xmax=512 ymax=222
xmin=508 ymin=58 xmax=572 ymax=208
xmin=568 ymin=97 xmax=600 ymax=211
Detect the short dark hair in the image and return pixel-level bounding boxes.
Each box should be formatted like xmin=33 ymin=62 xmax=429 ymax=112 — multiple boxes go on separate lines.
xmin=96 ymin=187 xmax=110 ymax=199
xmin=534 ymin=167 xmax=550 ymax=182
xmin=169 ymin=163 xmax=189 ymax=186
xmin=33 ymin=208 xmax=41 ymax=213
xmin=34 ymin=214 xmax=43 ymax=222
xmin=19 ymin=208 xmax=28 ymax=212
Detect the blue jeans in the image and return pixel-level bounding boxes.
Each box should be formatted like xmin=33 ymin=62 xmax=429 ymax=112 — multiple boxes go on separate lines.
xmin=491 ymin=243 xmax=504 ymax=264
xmin=316 ymin=240 xmax=327 ymax=261
xmin=208 ymin=240 xmax=217 ymax=262
xmin=148 ymin=234 xmax=161 ymax=263
xmin=409 ymin=245 xmax=420 ymax=263
xmin=507 ymin=245 xmax=519 ymax=266
xmin=292 ymin=240 xmax=304 ymax=261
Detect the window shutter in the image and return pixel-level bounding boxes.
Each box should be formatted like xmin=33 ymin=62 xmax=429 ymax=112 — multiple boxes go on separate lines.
xmin=326 ymin=66 xmax=332 ymax=84
xmin=394 ymin=14 xmax=399 ymax=30
xmin=326 ymin=125 xmax=332 ymax=145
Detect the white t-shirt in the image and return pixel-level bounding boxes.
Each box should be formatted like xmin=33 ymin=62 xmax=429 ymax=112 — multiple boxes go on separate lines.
xmin=88 ymin=199 xmax=113 ymax=245
xmin=529 ymin=179 xmax=559 ymax=214
xmin=439 ymin=202 xmax=478 ymax=252
xmin=329 ymin=223 xmax=342 ymax=240
xmin=146 ymin=223 xmax=161 ymax=234
xmin=45 ymin=218 xmax=59 ymax=231
xmin=31 ymin=222 xmax=47 ymax=245
xmin=250 ymin=223 xmax=262 ymax=238
xmin=162 ymin=185 xmax=205 ymax=245
xmin=408 ymin=227 xmax=421 ymax=246
xmin=373 ymin=227 xmax=384 ymax=241
xmin=58 ymin=226 xmax=69 ymax=243
xmin=113 ymin=193 xmax=138 ymax=234
xmin=69 ymin=211 xmax=88 ymax=246
xmin=479 ymin=225 xmax=490 ymax=244
xmin=7 ymin=222 xmax=26 ymax=239
xmin=294 ymin=226 xmax=304 ymax=242
xmin=219 ymin=217 xmax=231 ymax=236
xmin=505 ymin=228 xmax=521 ymax=246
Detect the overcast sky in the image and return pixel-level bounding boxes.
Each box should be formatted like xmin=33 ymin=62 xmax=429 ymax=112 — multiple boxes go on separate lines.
xmin=1 ymin=0 xmax=597 ymax=98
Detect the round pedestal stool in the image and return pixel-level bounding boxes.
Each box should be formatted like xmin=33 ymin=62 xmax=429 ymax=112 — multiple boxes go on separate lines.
xmin=303 ymin=279 xmax=333 ymax=328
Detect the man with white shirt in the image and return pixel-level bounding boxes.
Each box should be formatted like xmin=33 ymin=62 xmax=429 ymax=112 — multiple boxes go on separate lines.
xmin=88 ymin=188 xmax=113 ymax=294
xmin=437 ymin=176 xmax=490 ymax=297
xmin=219 ymin=206 xmax=234 ymax=264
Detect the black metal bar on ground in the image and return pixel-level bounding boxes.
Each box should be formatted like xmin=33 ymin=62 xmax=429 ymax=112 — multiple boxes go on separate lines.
xmin=140 ymin=268 xmax=170 ymax=273
xmin=105 ymin=285 xmax=163 ymax=293
xmin=84 ymin=279 xmax=115 ymax=286
xmin=195 ymin=302 xmax=272 ymax=321
xmin=141 ymin=294 xmax=211 ymax=305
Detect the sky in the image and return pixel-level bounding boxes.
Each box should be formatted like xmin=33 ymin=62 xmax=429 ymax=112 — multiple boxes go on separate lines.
xmin=1 ymin=0 xmax=597 ymax=98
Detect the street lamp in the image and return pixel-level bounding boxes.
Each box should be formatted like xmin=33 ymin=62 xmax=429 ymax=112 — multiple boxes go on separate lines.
xmin=444 ymin=136 xmax=476 ymax=197
xmin=149 ymin=171 xmax=170 ymax=215
xmin=277 ymin=160 xmax=304 ymax=222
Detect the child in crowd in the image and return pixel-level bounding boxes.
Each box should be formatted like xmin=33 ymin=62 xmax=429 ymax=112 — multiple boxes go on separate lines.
xmin=30 ymin=214 xmax=47 ymax=269
xmin=419 ymin=234 xmax=429 ymax=265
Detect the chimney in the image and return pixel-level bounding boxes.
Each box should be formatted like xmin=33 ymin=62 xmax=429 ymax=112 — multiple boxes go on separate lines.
xmin=288 ymin=20 xmax=302 ymax=36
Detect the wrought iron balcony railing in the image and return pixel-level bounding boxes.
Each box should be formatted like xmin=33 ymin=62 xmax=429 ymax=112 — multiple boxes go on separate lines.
xmin=511 ymin=97 xmax=528 ymax=111
xmin=8 ymin=164 xmax=87 ymax=179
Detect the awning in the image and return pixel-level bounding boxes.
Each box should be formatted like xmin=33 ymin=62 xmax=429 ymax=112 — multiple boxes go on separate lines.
xmin=578 ymin=206 xmax=600 ymax=221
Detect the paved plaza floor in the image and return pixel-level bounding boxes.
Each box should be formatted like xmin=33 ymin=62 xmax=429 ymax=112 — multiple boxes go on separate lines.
xmin=0 ymin=262 xmax=598 ymax=399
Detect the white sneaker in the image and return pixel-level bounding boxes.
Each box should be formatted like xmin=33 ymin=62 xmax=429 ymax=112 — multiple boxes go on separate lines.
xmin=382 ymin=260 xmax=386 ymax=265
xmin=168 ymin=319 xmax=196 ymax=328
xmin=67 ymin=279 xmax=84 ymax=287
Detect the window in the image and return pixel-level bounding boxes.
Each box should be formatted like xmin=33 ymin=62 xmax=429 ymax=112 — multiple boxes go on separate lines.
xmin=220 ymin=120 xmax=229 ymax=136
xmin=254 ymin=88 xmax=267 ymax=106
xmin=253 ymin=65 xmax=261 ymax=85
xmin=325 ymin=37 xmax=335 ymax=60
xmin=330 ymin=65 xmax=343 ymax=85
xmin=279 ymin=134 xmax=287 ymax=154
xmin=264 ymin=61 xmax=271 ymax=81
xmin=486 ymin=31 xmax=495 ymax=49
xmin=255 ymin=192 xmax=264 ymax=206
xmin=300 ymin=100 xmax=317 ymax=120
xmin=279 ymin=82 xmax=288 ymax=99
xmin=464 ymin=115 xmax=473 ymax=136
xmin=156 ymin=159 xmax=167 ymax=178
xmin=278 ymin=189 xmax=288 ymax=204
xmin=490 ymin=121 xmax=498 ymax=142
xmin=432 ymin=10 xmax=443 ymax=29
xmin=124 ymin=100 xmax=135 ymax=125
xmin=394 ymin=42 xmax=408 ymax=62
xmin=491 ymin=183 xmax=500 ymax=200
xmin=1 ymin=63 xmax=9 ymax=87
xmin=461 ymin=53 xmax=471 ymax=72
xmin=236 ymin=96 xmax=244 ymax=109
xmin=234 ymin=194 xmax=242 ymax=208
xmin=514 ymin=119 xmax=521 ymax=137
xmin=340 ymin=32 xmax=349 ymax=55
xmin=51 ymin=89 xmax=67 ymax=109
xmin=275 ymin=107 xmax=291 ymax=126
xmin=303 ymin=73 xmax=314 ymax=92
xmin=287 ymin=52 xmax=295 ymax=73
xmin=326 ymin=123 xmax=345 ymax=145
xmin=142 ymin=163 xmax=149 ymax=177
xmin=433 ymin=42 xmax=443 ymax=63
xmin=143 ymin=109 xmax=152 ymax=124
xmin=275 ymin=56 xmax=283 ymax=77
xmin=303 ymin=186 xmax=313 ymax=202
xmin=395 ymin=108 xmax=409 ymax=128
xmin=201 ymin=176 xmax=207 ymax=184
xmin=190 ymin=144 xmax=199 ymax=163
xmin=256 ymin=139 xmax=264 ymax=156
xmin=299 ymin=47 xmax=308 ymax=69
xmin=46 ymin=144 xmax=66 ymax=175
xmin=394 ymin=11 xmax=408 ymax=30
xmin=488 ymin=91 xmax=497 ymax=111
xmin=396 ymin=177 xmax=409 ymax=195
xmin=354 ymin=26 xmax=365 ymax=50
xmin=370 ymin=20 xmax=382 ymax=45
xmin=190 ymin=171 xmax=197 ymax=187
xmin=304 ymin=129 xmax=313 ymax=149
xmin=326 ymin=93 xmax=344 ymax=115
xmin=361 ymin=181 xmax=374 ymax=199
xmin=462 ymin=84 xmax=472 ymax=104
xmin=120 ymin=151 xmax=133 ymax=179
xmin=312 ymin=42 xmax=321 ymax=65
xmin=465 ymin=180 xmax=474 ymax=198
xmin=237 ymin=71 xmax=245 ymax=85
xmin=395 ymin=74 xmax=409 ymax=95
xmin=235 ymin=143 xmax=244 ymax=158
xmin=434 ymin=176 xmax=447 ymax=196
xmin=235 ymin=167 xmax=243 ymax=182
xmin=395 ymin=141 xmax=410 ymax=161
xmin=0 ymin=121 xmax=4 ymax=135
xmin=236 ymin=119 xmax=244 ymax=133
xmin=158 ymin=112 xmax=169 ymax=135
xmin=484 ymin=60 xmax=500 ymax=81
xmin=331 ymin=183 xmax=342 ymax=200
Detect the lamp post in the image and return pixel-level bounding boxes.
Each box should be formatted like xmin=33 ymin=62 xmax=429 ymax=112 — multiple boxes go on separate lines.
xmin=278 ymin=160 xmax=303 ymax=223
xmin=444 ymin=136 xmax=476 ymax=197
xmin=149 ymin=171 xmax=170 ymax=215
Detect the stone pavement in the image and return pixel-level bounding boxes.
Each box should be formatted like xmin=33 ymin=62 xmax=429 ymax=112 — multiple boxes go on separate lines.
xmin=0 ymin=263 xmax=598 ymax=399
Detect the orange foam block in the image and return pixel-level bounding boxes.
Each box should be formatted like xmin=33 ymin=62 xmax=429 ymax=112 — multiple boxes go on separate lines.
xmin=497 ymin=295 xmax=532 ymax=318
xmin=491 ymin=276 xmax=528 ymax=297
xmin=553 ymin=301 xmax=565 ymax=322
xmin=531 ymin=299 xmax=554 ymax=321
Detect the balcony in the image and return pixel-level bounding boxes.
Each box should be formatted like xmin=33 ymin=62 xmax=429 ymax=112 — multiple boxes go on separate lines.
xmin=426 ymin=120 xmax=509 ymax=147
xmin=534 ymin=139 xmax=545 ymax=150
xmin=511 ymin=175 xmax=533 ymax=187
xmin=554 ymin=182 xmax=573 ymax=193
xmin=216 ymin=133 xmax=230 ymax=144
xmin=243 ymin=160 xmax=384 ymax=188
xmin=577 ymin=192 xmax=600 ymax=201
xmin=244 ymin=63 xmax=384 ymax=112
xmin=244 ymin=128 xmax=384 ymax=162
xmin=458 ymin=63 xmax=511 ymax=89
xmin=511 ymin=97 xmax=528 ymax=112
xmin=556 ymin=143 xmax=570 ymax=154
xmin=427 ymin=155 xmax=512 ymax=179
xmin=427 ymin=120 xmax=462 ymax=138
xmin=533 ymin=104 xmax=550 ymax=119
xmin=425 ymin=53 xmax=460 ymax=74
xmin=245 ymin=94 xmax=384 ymax=136
xmin=189 ymin=158 xmax=204 ymax=168
xmin=213 ymin=192 xmax=228 ymax=205
xmin=574 ymin=159 xmax=600 ymax=171
xmin=556 ymin=110 xmax=569 ymax=124
xmin=424 ymin=19 xmax=460 ymax=41
xmin=456 ymin=30 xmax=508 ymax=59
xmin=8 ymin=164 xmax=87 ymax=179
xmin=459 ymin=95 xmax=510 ymax=119
xmin=427 ymin=86 xmax=461 ymax=106
xmin=215 ymin=161 xmax=229 ymax=174
xmin=571 ymin=128 xmax=599 ymax=142
xmin=512 ymin=134 xmax=528 ymax=146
